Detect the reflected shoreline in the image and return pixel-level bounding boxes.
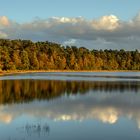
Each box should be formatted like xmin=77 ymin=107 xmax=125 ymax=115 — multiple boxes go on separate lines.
xmin=0 ymin=79 xmax=139 ymax=104
xmin=0 ymin=78 xmax=140 ymax=140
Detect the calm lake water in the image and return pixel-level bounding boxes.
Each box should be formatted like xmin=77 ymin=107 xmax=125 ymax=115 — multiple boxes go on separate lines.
xmin=0 ymin=72 xmax=140 ymax=140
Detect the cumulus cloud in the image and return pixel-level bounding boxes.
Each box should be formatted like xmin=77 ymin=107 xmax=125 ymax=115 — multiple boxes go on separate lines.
xmin=0 ymin=16 xmax=10 ymax=26
xmin=92 ymin=15 xmax=119 ymax=30
xmin=1 ymin=13 xmax=140 ymax=50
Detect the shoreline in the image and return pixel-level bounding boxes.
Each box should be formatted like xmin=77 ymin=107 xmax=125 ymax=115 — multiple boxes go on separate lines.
xmin=0 ymin=70 xmax=140 ymax=76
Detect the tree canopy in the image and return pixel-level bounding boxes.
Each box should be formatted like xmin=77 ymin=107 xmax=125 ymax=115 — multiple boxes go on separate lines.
xmin=0 ymin=39 xmax=139 ymax=71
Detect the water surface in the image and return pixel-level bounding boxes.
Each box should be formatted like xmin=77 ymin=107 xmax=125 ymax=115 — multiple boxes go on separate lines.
xmin=0 ymin=72 xmax=140 ymax=140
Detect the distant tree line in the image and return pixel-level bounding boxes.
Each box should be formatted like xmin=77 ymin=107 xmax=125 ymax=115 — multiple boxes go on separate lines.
xmin=0 ymin=39 xmax=139 ymax=70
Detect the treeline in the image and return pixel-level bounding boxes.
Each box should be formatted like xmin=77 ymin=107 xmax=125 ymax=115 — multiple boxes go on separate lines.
xmin=0 ymin=39 xmax=139 ymax=70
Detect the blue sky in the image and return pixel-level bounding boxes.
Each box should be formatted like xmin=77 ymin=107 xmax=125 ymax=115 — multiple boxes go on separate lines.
xmin=0 ymin=0 xmax=140 ymax=50
xmin=0 ymin=0 xmax=140 ymax=22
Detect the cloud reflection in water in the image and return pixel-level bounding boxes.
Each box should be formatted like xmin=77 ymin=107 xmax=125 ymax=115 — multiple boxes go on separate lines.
xmin=0 ymin=79 xmax=139 ymax=129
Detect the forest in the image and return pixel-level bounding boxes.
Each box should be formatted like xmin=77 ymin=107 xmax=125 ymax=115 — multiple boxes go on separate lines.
xmin=0 ymin=39 xmax=139 ymax=71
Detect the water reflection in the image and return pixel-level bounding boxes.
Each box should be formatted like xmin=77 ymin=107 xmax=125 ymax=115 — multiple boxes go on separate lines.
xmin=0 ymin=78 xmax=140 ymax=140
xmin=17 ymin=122 xmax=50 ymax=137
xmin=6 ymin=122 xmax=49 ymax=140
xmin=0 ymin=80 xmax=139 ymax=124
xmin=0 ymin=80 xmax=139 ymax=104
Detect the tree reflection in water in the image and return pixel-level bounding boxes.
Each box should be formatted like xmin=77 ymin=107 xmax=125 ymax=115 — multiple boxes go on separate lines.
xmin=0 ymin=80 xmax=139 ymax=104
xmin=0 ymin=78 xmax=139 ymax=140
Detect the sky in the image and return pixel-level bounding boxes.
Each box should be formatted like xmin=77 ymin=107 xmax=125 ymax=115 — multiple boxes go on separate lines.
xmin=0 ymin=0 xmax=140 ymax=50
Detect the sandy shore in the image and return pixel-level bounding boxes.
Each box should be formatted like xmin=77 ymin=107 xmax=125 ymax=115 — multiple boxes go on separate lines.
xmin=0 ymin=70 xmax=139 ymax=76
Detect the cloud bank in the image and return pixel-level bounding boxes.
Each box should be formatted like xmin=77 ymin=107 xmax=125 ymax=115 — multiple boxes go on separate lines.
xmin=1 ymin=13 xmax=140 ymax=50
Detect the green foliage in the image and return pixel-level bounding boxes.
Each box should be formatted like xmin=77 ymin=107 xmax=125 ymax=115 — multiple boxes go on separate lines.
xmin=0 ymin=39 xmax=139 ymax=71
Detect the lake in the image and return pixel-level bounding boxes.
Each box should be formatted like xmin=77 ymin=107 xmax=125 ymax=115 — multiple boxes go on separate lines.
xmin=0 ymin=72 xmax=140 ymax=140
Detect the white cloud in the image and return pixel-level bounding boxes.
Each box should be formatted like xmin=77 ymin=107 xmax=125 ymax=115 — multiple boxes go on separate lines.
xmin=0 ymin=16 xmax=9 ymax=38
xmin=91 ymin=15 xmax=119 ymax=30
xmin=63 ymin=39 xmax=77 ymax=46
xmin=1 ymin=13 xmax=140 ymax=50
xmin=0 ymin=16 xmax=10 ymax=26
